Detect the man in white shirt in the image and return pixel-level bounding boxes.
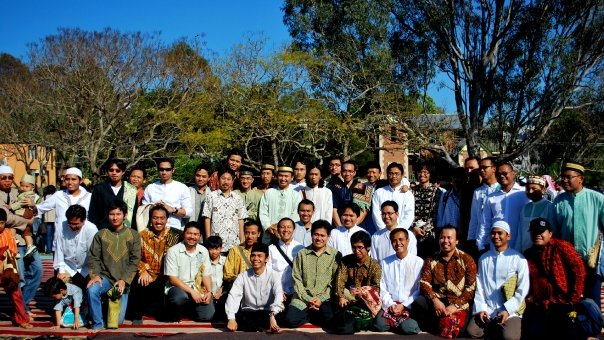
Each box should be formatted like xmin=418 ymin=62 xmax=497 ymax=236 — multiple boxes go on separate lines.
xmin=226 ymin=243 xmax=284 ymax=333
xmin=292 ymin=199 xmax=315 ymax=247
xmin=142 ymin=158 xmax=193 ymax=230
xmin=259 ymin=166 xmax=301 ymax=244
xmin=371 ymin=163 xmax=414 ymax=231
xmin=54 ymin=204 xmax=97 ymax=292
xmin=371 ymin=201 xmax=417 ymax=262
xmin=376 ymin=227 xmax=423 ymax=334
xmin=328 ymin=203 xmax=367 ymax=256
xmin=290 ymin=159 xmax=307 ymax=191
xmin=269 ymin=218 xmax=303 ymax=302
xmin=467 ymin=220 xmax=528 ymax=340
xmin=467 ymin=157 xmax=499 ymax=258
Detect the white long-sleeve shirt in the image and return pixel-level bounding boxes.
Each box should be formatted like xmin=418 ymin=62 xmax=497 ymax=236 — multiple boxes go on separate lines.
xmin=379 ymin=253 xmax=424 ymax=309
xmin=37 ymin=188 xmax=91 ymax=243
xmin=479 ymin=183 xmax=529 ymax=250
xmin=54 ymin=220 xmax=98 ymax=276
xmin=371 ymin=227 xmax=417 ymax=263
xmin=468 ymin=182 xmax=500 ymax=241
xmin=328 ymin=225 xmax=367 ymax=256
xmin=473 ymin=248 xmax=529 ymax=318
xmin=371 ymin=185 xmax=415 ymax=230
xmin=300 ymin=186 xmax=333 ymax=223
xmin=268 ymin=239 xmax=304 ymax=294
xmin=225 ymin=267 xmax=284 ymax=320
xmin=143 ymin=180 xmax=192 ymax=230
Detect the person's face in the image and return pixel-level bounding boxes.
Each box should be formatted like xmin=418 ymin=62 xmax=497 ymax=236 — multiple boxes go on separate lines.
xmin=293 ymin=162 xmax=306 ymax=182
xmin=0 ymin=220 xmax=6 ymax=233
xmin=108 ymin=208 xmax=126 ymax=229
xmin=64 ymin=174 xmax=82 ymax=192
xmin=149 ymin=209 xmax=167 ymax=233
xmin=106 ymin=163 xmax=124 ymax=183
xmin=67 ymin=217 xmax=85 ymax=232
xmin=351 ymin=241 xmax=368 ymax=262
xmin=250 ymin=251 xmax=268 ymax=271
xmin=239 ymin=174 xmax=254 ymax=190
xmin=387 ymin=167 xmax=403 ymax=187
xmin=311 ymin=227 xmax=329 ymax=251
xmin=417 ymin=168 xmax=431 ymax=184
xmin=531 ymin=229 xmax=552 ymax=247
xmin=277 ymin=172 xmax=292 ymax=189
xmin=157 ymin=161 xmax=174 ymax=182
xmin=129 ymin=170 xmax=145 ymax=189
xmin=439 ymin=228 xmax=458 ymax=253
xmin=260 ymin=170 xmax=273 ymax=185
xmin=244 ymin=225 xmax=260 ymax=246
xmin=60 ymin=169 xmax=67 ymax=187
xmin=464 ymin=159 xmax=479 ymax=178
xmin=183 ymin=227 xmax=201 ymax=247
xmin=0 ymin=173 xmax=14 ymax=192
xmin=342 ymin=164 xmax=356 ymax=183
xmin=341 ymin=208 xmax=358 ymax=229
xmin=560 ymin=170 xmax=583 ymax=192
xmin=208 ymin=247 xmax=222 ymax=261
xmin=525 ymin=183 xmax=545 ymax=202
xmin=390 ymin=230 xmax=409 ymax=257
xmin=490 ymin=227 xmax=510 ymax=249
xmin=277 ymin=220 xmax=295 ymax=242
xmin=219 ymin=172 xmax=234 ymax=192
xmin=381 ymin=205 xmax=399 ymax=228
xmin=366 ymin=168 xmax=381 ymax=184
xmin=298 ymin=203 xmax=314 ymax=224
xmin=479 ymin=160 xmax=496 ymax=181
xmin=19 ymin=182 xmax=34 ymax=192
xmin=194 ymin=169 xmax=210 ymax=189
xmin=308 ymin=168 xmax=322 ymax=187
xmin=329 ymin=159 xmax=341 ymax=176
xmin=227 ymin=155 xmax=243 ymax=171
xmin=496 ymin=165 xmax=515 ymax=187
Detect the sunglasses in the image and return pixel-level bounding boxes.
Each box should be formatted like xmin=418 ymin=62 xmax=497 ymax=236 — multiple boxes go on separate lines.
xmin=107 ymin=168 xmax=122 ymax=173
xmin=0 ymin=176 xmax=14 ymax=181
xmin=158 ymin=167 xmax=173 ymax=172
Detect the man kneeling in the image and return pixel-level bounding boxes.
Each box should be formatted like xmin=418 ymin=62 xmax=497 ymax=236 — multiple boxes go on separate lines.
xmin=225 ymin=243 xmax=284 ymax=332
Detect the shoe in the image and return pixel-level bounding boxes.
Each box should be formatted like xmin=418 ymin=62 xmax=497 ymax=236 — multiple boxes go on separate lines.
xmin=24 ymin=245 xmax=37 ymax=258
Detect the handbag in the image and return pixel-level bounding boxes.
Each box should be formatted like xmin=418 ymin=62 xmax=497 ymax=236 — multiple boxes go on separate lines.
xmin=60 ymin=306 xmax=85 ymax=328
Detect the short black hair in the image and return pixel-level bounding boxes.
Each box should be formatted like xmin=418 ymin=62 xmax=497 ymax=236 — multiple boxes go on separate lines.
xmin=480 ymin=156 xmax=498 ymax=167
xmin=204 ymin=235 xmax=223 ymax=249
xmin=342 ymin=203 xmax=361 ymax=217
xmin=386 ymin=162 xmax=405 ymax=175
xmin=65 ymin=204 xmax=87 ymax=221
xmin=328 ymin=155 xmax=343 ymax=164
xmin=350 ymin=230 xmax=371 ymax=248
xmin=292 ymin=158 xmax=308 ymax=169
xmin=342 ymin=160 xmax=357 ymax=171
xmin=183 ymin=221 xmax=202 ymax=233
xmin=129 ymin=165 xmax=147 ymax=179
xmin=106 ymin=158 xmax=127 ymax=172
xmin=43 ymin=185 xmax=57 ymax=196
xmin=389 ymin=227 xmax=409 ymax=241
xmin=155 ymin=157 xmax=175 ymax=168
xmin=251 ymin=243 xmax=270 ymax=257
xmin=311 ymin=219 xmax=332 ymax=235
xmin=149 ymin=204 xmax=169 ymax=220
xmin=194 ymin=163 xmax=212 ymax=175
xmin=440 ymin=225 xmax=458 ymax=238
xmin=227 ymin=148 xmax=244 ymax=159
xmin=108 ymin=200 xmax=128 ymax=215
xmin=44 ymin=277 xmax=67 ymax=296
xmin=381 ymin=200 xmax=399 ymax=213
xmin=464 ymin=156 xmax=480 ymax=164
xmin=278 ymin=217 xmax=295 ymax=229
xmin=0 ymin=208 xmax=7 ymax=222
xmin=298 ymin=199 xmax=315 ymax=211
xmin=218 ymin=167 xmax=236 ymax=180
xmin=365 ymin=161 xmax=381 ymax=172
xmin=244 ymin=220 xmax=261 ymax=233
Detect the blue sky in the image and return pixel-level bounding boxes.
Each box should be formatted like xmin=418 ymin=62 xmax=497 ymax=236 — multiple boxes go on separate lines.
xmin=0 ymin=0 xmax=453 ymax=110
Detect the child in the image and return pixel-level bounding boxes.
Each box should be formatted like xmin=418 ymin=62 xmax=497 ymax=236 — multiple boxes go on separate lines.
xmin=0 ymin=208 xmax=32 ymax=328
xmin=10 ymin=174 xmax=42 ymax=257
xmin=44 ymin=277 xmax=84 ymax=329
xmin=204 ymin=236 xmax=226 ymax=321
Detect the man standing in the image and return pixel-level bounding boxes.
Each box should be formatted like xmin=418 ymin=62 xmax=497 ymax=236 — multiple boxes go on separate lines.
xmin=259 ymin=166 xmax=301 ymax=244
xmin=226 ymin=243 xmax=284 ymax=333
xmin=376 ymin=228 xmax=424 ymax=335
xmin=0 ymin=165 xmax=18 ymax=205
xmin=324 ymin=156 xmax=343 ymax=189
xmin=467 ymin=157 xmax=499 ymax=258
xmin=89 ymin=159 xmax=138 ymax=229
xmin=522 ymin=217 xmax=587 ymax=339
xmin=87 ymin=200 xmax=141 ymax=330
xmin=283 ymin=220 xmax=341 ymax=328
xmin=234 ymin=167 xmax=263 ymax=222
xmin=371 ymin=201 xmax=417 ymax=263
xmin=128 ymin=166 xmax=147 ymax=207
xmin=437 ymin=167 xmax=467 ymax=229
xmin=202 ymin=168 xmax=247 ymax=252
xmin=331 ymin=161 xmax=371 ymax=227
xmin=209 ymin=149 xmax=244 ymax=191
xmin=515 ymin=176 xmax=556 ymax=252
xmin=164 ymin=222 xmax=214 ymax=322
xmin=416 ymin=226 xmax=477 ymax=337
xmin=142 ymin=158 xmax=192 ymax=230
xmin=328 ymin=203 xmax=368 ymax=256
xmin=459 ymin=157 xmax=481 ymax=243
xmin=128 ymin=205 xmax=181 ymax=324
xmin=54 ymin=205 xmax=97 ymax=292
xmin=361 ymin=162 xmax=387 ymax=235
xmin=292 ymin=199 xmax=315 ymax=246
xmin=553 ymin=162 xmax=604 ymax=307
xmin=467 ymin=221 xmax=528 ymax=340
xmin=269 ymin=218 xmax=304 ymax=302
xmin=256 ymin=164 xmax=275 ymax=193
xmin=411 ymin=165 xmax=442 ymax=258
xmin=301 ymin=163 xmax=333 ymax=223
xmin=371 ymin=163 xmax=414 ymax=231
xmin=291 ymin=159 xmax=307 ymax=191
xmin=188 ymin=163 xmax=212 ymax=225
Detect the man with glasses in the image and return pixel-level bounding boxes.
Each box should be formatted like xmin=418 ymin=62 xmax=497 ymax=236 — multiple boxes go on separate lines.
xmin=467 ymin=157 xmax=500 ymax=258
xmin=372 ymin=201 xmax=417 ymax=262
xmin=234 ymin=167 xmax=262 ymax=222
xmin=89 ymin=159 xmax=138 ymax=229
xmin=332 ymin=161 xmax=371 ymax=228
xmin=324 ymin=156 xmax=343 ymax=189
xmin=553 ymin=162 xmax=604 ymax=307
xmin=143 ymin=157 xmax=192 ymax=230
xmin=371 ymin=162 xmax=414 ymax=232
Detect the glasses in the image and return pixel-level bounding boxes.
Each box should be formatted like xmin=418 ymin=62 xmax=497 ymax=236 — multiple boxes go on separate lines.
xmin=387 ymin=172 xmax=402 ymax=177
xmin=479 ymin=165 xmax=494 ymax=170
xmin=559 ymin=174 xmax=580 ymax=181
xmin=107 ymin=168 xmax=122 ymax=173
xmin=0 ymin=176 xmax=14 ymax=181
xmin=497 ymin=172 xmax=510 ymax=177
xmin=158 ymin=167 xmax=173 ymax=172
xmin=352 ymin=245 xmax=366 ymax=251
xmin=381 ymin=212 xmax=397 ymax=216
xmin=329 ymin=164 xmax=341 ymax=168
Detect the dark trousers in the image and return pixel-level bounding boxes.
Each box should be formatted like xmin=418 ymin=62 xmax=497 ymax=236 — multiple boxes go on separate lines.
xmin=166 ymin=286 xmax=215 ymax=322
xmin=282 ymin=301 xmax=334 ymax=328
xmin=127 ymin=274 xmax=166 ymax=320
xmin=584 ymin=272 xmax=602 ymax=309
xmin=521 ymin=303 xmax=580 ymax=339
xmin=235 ymin=310 xmax=272 ymax=332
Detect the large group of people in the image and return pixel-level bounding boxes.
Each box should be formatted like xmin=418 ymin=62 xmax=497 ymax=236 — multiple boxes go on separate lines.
xmin=0 ymin=150 xmax=602 ymax=339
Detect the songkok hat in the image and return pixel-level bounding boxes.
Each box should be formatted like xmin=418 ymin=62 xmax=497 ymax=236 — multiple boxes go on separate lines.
xmin=64 ymin=167 xmax=83 ymax=178
xmin=527 ymin=176 xmax=546 ymax=187
xmin=0 ymin=165 xmax=14 ymax=175
xmin=529 ymin=217 xmax=552 ymax=234
xmin=277 ymin=166 xmax=293 ymax=173
xmin=20 ymin=174 xmax=35 ymax=185
xmin=239 ymin=166 xmax=254 ymax=177
xmin=261 ymin=164 xmax=275 ymax=171
xmin=492 ymin=220 xmax=511 ymax=234
xmin=561 ymin=162 xmax=585 ymax=175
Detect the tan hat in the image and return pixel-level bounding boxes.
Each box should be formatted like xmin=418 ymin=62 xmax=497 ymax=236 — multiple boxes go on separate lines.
xmin=562 ymin=162 xmax=585 ymax=174
xmin=20 ymin=174 xmax=36 ymax=185
xmin=277 ymin=166 xmax=293 ymax=173
xmin=261 ymin=164 xmax=275 ymax=171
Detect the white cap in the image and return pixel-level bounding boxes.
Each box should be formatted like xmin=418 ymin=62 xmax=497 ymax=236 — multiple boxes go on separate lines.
xmin=492 ymin=220 xmax=511 ymax=235
xmin=0 ymin=165 xmax=14 ymax=175
xmin=64 ymin=167 xmax=83 ymax=178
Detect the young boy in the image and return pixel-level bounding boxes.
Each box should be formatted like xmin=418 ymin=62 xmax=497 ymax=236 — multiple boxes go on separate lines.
xmin=10 ymin=174 xmax=42 ymax=257
xmin=204 ymin=235 xmax=226 ymax=320
xmin=45 ymin=276 xmax=84 ymax=329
